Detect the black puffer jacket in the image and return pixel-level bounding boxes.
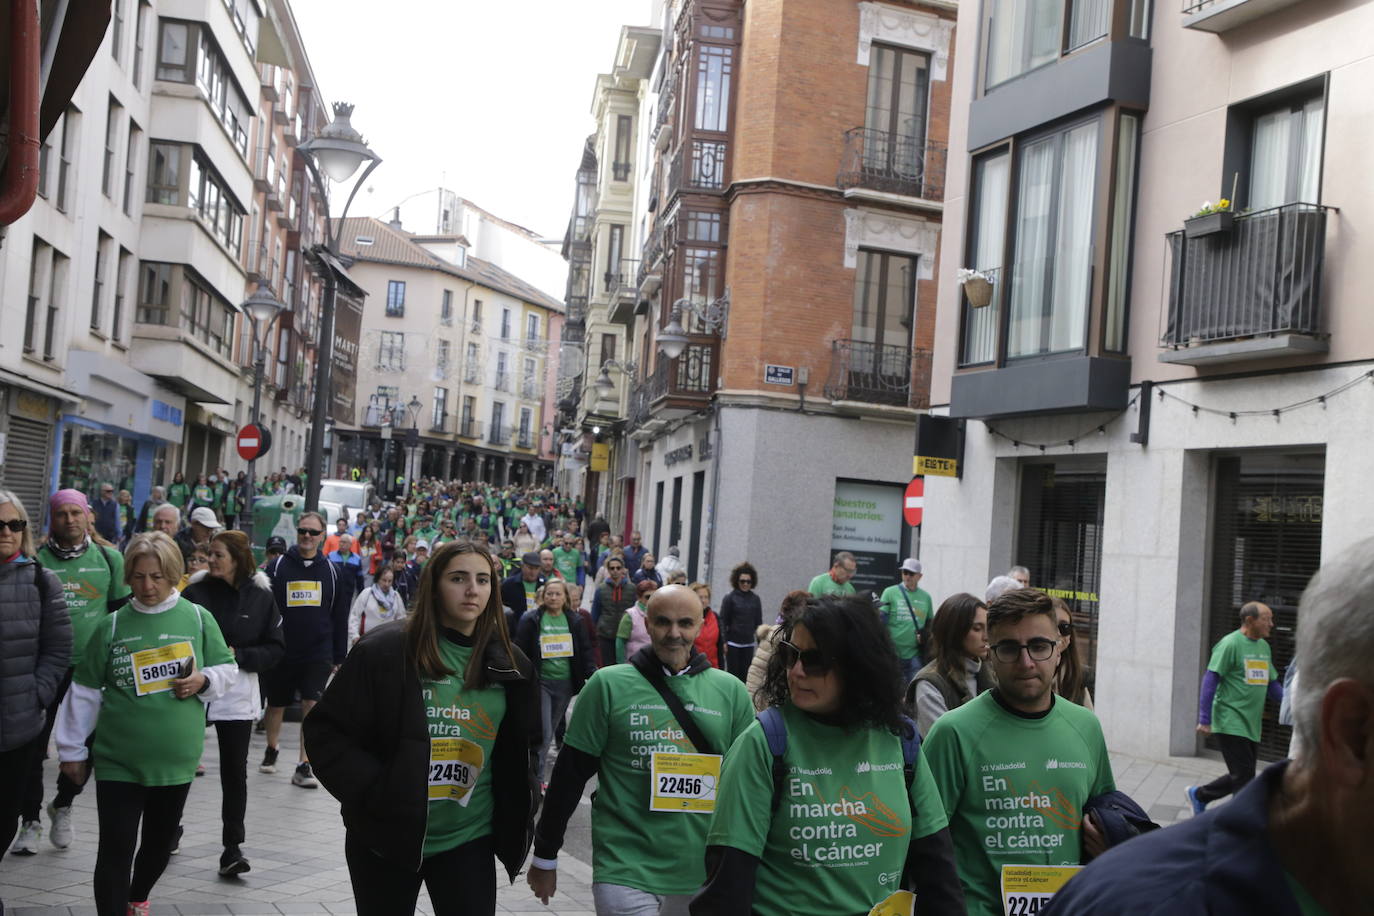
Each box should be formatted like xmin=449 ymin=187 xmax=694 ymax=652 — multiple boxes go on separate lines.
xmin=182 ymin=569 xmax=286 ymax=673
xmin=514 ymin=607 xmax=595 ymax=693
xmin=0 ymin=559 xmax=72 ymax=752
xmin=304 ymin=623 xmax=540 ymax=879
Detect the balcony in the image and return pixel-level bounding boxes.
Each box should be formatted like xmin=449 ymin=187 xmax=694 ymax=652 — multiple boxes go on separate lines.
xmin=494 ymin=373 xmax=511 ymax=393
xmin=823 ymin=340 xmax=931 ymax=410
xmin=283 ymin=111 xmax=300 ymax=146
xmin=430 ymin=412 xmax=449 ymax=434
xmin=259 ymin=65 xmax=278 ymax=101
xmin=1181 ymin=0 xmax=1306 ymax=32
xmin=488 ymin=425 xmax=511 ymax=446
xmin=1160 ymin=203 xmax=1330 ymax=366
xmin=252 ymin=146 xmax=272 ymax=192
xmin=627 ymin=385 xmax=652 ymax=432
xmin=608 ymin=259 xmax=641 ymax=325
xmin=669 ymin=138 xmax=727 ymax=198
xmin=516 ymin=429 xmax=535 ymax=449
xmin=566 ymin=295 xmax=588 ymax=326
xmin=837 ymin=129 xmax=946 ymax=205
xmin=647 ymin=337 xmax=718 ymax=418
xmin=459 ymin=418 xmax=483 ymax=440
xmin=521 ymin=380 xmax=541 ymax=401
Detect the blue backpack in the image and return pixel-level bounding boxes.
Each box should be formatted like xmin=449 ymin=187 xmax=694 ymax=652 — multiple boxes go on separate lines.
xmin=758 ymin=707 xmax=922 ymax=813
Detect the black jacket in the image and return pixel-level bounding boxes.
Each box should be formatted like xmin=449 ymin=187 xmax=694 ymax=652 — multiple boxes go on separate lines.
xmin=718 ymin=590 xmax=763 ymax=644
xmin=268 ymin=547 xmax=350 ymax=664
xmin=0 ymin=560 xmax=71 ymax=752
xmin=303 ymin=623 xmax=540 ymax=880
xmin=500 ymin=572 xmax=544 ymax=618
xmin=513 ymin=607 xmax=595 ymax=693
xmin=182 ymin=570 xmax=285 ymax=674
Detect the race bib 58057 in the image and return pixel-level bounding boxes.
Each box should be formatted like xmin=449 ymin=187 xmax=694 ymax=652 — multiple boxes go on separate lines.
xmin=131 ymin=642 xmax=195 ymax=697
xmin=286 ymin=581 xmax=323 ymax=607
xmin=649 ymin=752 xmax=721 ymax=814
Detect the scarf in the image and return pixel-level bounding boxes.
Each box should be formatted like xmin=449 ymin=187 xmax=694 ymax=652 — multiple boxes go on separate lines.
xmin=371 ymin=584 xmax=398 ymax=617
xmin=45 ymin=535 xmax=90 ymax=561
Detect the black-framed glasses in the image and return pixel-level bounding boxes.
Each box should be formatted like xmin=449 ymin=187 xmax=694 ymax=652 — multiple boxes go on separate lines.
xmin=1057 ymin=621 xmax=1072 ymax=637
xmin=607 ymin=564 xmax=625 ymax=572
xmin=297 ymin=527 xmax=323 ymax=537
xmin=779 ymin=640 xmax=832 ymax=677
xmin=990 ymin=638 xmax=1058 ymax=664
xmin=0 ymin=519 xmax=28 ymax=532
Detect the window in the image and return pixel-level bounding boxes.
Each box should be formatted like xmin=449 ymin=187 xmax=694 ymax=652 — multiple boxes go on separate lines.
xmin=863 ymin=46 xmax=930 ymax=181
xmin=113 ymin=248 xmax=132 ymax=343
xmin=137 ymin=261 xmax=172 ymax=325
xmin=984 ymin=0 xmax=1110 ymax=89
xmin=496 ymin=352 xmax=509 ymax=391
xmin=146 ymin=141 xmax=181 ymax=205
xmin=525 ymin=313 xmax=540 ymax=344
xmin=156 ymin=20 xmax=189 ymax=80
xmin=112 ymin=0 xmax=126 ymax=62
xmin=518 ymin=407 xmax=533 ymax=446
xmin=102 ymin=97 xmax=122 ymax=197
xmin=440 ymin=289 xmax=453 ymax=324
xmin=178 ymin=270 xmax=235 ymax=360
xmin=37 ymin=129 xmax=52 ymax=199
xmin=432 ymin=387 xmax=448 ymax=429
xmin=600 ymin=333 xmax=617 ymax=366
xmin=500 ymin=307 xmax=511 ymax=340
xmin=852 ymin=250 xmax=915 ymax=351
xmin=122 ymin=121 xmax=140 ymax=216
xmin=523 ymin=357 xmax=538 ymax=399
xmin=156 ymin=19 xmax=251 ymax=156
xmin=606 ymin=225 xmax=624 ymax=289
xmin=695 ymin=45 xmax=734 ymax=132
xmin=45 ymin=251 xmax=69 ymax=361
xmin=465 ymin=341 xmax=481 ymax=383
xmin=55 ymin=107 xmax=75 ymax=214
xmin=472 ymin=299 xmax=483 ymax=329
xmin=133 ymin=2 xmax=149 ymax=88
xmin=685 ymin=210 xmax=721 ymax=242
xmin=386 ymin=280 xmax=406 ymax=317
xmin=490 ymin=402 xmax=506 ymax=441
xmin=461 ymin=396 xmax=475 ymax=433
xmin=24 ymin=240 xmax=46 ymax=353
xmin=613 ymin=114 xmax=633 ymax=180
xmin=1105 ymin=113 xmax=1140 ymax=352
xmin=378 ymin=331 xmax=405 ymax=370
xmin=184 ymin=148 xmax=245 ymax=254
xmin=436 ymin=339 xmax=451 ymax=375
xmin=682 ymin=246 xmax=721 ymax=311
xmin=1249 ymin=96 xmax=1324 ymax=211
xmin=92 ymin=231 xmax=112 ymax=330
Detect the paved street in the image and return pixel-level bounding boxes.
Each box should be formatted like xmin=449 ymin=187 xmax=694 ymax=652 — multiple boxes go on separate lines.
xmin=2 ymin=721 xmax=1227 ymax=916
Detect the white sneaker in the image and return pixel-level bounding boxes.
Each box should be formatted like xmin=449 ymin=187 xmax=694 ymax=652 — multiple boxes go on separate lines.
xmin=291 ymin=762 xmax=318 ymax=788
xmin=47 ymin=802 xmax=73 ymax=849
xmin=10 ymin=819 xmax=41 ymax=855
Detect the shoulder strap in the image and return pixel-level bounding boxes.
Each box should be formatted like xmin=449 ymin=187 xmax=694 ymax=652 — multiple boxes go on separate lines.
xmin=31 ymin=559 xmax=49 ymax=609
xmin=99 ymin=545 xmax=130 ymax=612
xmin=898 ymin=587 xmax=922 ymax=631
xmin=759 ymin=706 xmax=789 ymax=814
xmin=629 ymin=652 xmax=716 ymax=756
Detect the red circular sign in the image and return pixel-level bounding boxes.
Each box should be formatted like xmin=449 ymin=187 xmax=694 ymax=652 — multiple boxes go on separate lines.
xmin=904 ymin=476 xmax=925 ymax=527
xmin=237 ymin=424 xmax=266 ymax=461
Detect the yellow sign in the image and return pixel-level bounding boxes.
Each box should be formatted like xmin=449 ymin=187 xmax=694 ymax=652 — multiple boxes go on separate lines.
xmin=914 ymin=455 xmax=958 ymax=477
xmin=649 ymin=752 xmax=721 ymax=814
xmin=868 ymin=890 xmax=915 ymax=916
xmin=131 ymin=642 xmax=195 ymax=697
xmin=1000 ymin=864 xmax=1083 ymax=915
xmin=428 ymin=737 xmax=484 ymax=806
xmin=540 ymin=633 xmax=574 ymax=659
xmin=590 ymin=443 xmax=610 ymax=472
xmin=1244 ymin=658 xmax=1269 ymax=685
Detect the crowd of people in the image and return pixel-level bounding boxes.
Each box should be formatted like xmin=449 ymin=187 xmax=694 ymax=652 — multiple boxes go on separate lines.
xmin=0 ymin=474 xmax=1363 ymax=916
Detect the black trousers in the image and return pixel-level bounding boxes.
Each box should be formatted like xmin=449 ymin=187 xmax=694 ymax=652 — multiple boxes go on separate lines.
xmin=214 ymin=720 xmax=252 ymax=848
xmin=345 ymin=832 xmax=496 ymax=916
xmin=20 ymin=667 xmax=84 ymax=821
xmin=93 ymin=780 xmax=191 ymax=916
xmin=1 ymin=733 xmax=41 ymax=858
xmin=725 ymin=645 xmax=754 ymax=682
xmin=1196 ymin=732 xmax=1258 ymax=804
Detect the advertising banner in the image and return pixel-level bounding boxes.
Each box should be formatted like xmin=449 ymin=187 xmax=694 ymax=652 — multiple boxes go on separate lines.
xmin=831 ymin=480 xmax=905 ymax=595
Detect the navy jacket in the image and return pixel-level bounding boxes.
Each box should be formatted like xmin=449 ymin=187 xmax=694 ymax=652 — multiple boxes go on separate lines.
xmin=1044 ymin=761 xmax=1304 ymax=915
xmin=267 ymin=547 xmax=350 ymax=665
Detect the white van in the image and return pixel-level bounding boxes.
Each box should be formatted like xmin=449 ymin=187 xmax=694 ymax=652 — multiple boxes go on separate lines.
xmin=317 ymin=479 xmax=375 ymax=528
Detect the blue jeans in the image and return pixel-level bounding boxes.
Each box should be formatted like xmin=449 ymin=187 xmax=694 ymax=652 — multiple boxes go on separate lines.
xmin=900 ymin=654 xmax=921 ymax=688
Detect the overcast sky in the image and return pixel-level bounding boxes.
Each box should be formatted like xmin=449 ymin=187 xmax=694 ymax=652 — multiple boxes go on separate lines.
xmin=290 ymin=0 xmax=654 ymax=241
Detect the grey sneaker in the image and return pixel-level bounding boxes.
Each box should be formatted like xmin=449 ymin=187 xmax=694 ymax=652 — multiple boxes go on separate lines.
xmin=10 ymin=819 xmax=41 ymax=855
xmin=291 ymin=762 xmax=318 ymax=789
xmin=47 ymin=803 xmax=73 ymax=849
xmin=259 ymin=746 xmax=278 ymax=774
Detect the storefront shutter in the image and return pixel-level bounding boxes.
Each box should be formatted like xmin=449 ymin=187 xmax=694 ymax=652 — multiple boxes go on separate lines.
xmin=4 ymin=417 xmax=54 ymax=522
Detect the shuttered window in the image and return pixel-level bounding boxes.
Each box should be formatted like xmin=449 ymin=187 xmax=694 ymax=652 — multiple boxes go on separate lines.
xmin=4 ymin=417 xmax=54 ymax=523
xmin=1016 ymin=461 xmax=1107 ymax=694
xmin=1208 ymin=451 xmax=1323 ymax=762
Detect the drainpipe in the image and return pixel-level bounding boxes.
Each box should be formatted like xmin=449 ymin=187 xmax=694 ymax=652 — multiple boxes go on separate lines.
xmin=0 ymin=0 xmax=42 ymax=227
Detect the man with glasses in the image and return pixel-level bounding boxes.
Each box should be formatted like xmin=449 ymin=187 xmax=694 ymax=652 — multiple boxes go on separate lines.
xmin=262 ymin=511 xmax=348 ymax=788
xmin=552 ymin=533 xmax=583 ymax=586
xmin=924 ymin=588 xmax=1114 ymax=916
xmin=880 ymin=558 xmax=934 ymax=685
xmin=591 ymin=557 xmax=636 ymax=667
xmin=807 ymin=551 xmax=858 ymax=597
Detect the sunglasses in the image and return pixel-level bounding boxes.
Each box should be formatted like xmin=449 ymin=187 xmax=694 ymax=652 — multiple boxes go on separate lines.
xmin=0 ymin=519 xmax=28 ymax=532
xmin=779 ymin=640 xmax=832 ymax=677
xmin=737 ymin=577 xmax=753 ymax=585
xmin=297 ymin=527 xmax=323 ymax=537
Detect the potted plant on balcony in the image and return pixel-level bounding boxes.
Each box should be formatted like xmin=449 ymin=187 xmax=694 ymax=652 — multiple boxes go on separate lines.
xmin=958 ymin=268 xmax=996 ymax=308
xmin=1185 ymin=199 xmax=1235 ymax=239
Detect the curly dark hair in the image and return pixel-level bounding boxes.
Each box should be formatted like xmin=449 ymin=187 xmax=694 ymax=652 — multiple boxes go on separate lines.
xmin=760 ymin=594 xmax=909 ymax=738
xmin=730 ymin=561 xmax=758 ymax=590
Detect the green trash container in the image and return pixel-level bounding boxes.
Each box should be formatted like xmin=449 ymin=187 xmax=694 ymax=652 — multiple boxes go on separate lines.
xmin=251 ymin=494 xmax=304 ymax=564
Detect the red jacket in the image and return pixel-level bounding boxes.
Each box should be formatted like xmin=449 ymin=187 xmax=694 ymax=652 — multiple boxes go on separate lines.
xmin=694 ymin=607 xmax=725 ymax=668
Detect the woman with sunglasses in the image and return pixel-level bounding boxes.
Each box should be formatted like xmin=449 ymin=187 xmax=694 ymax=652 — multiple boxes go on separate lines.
xmin=906 ymin=593 xmax=994 ymax=738
xmin=718 ymin=562 xmax=762 ymax=682
xmin=1050 ymin=596 xmax=1093 ymax=708
xmin=745 ymin=590 xmax=812 ymax=709
xmin=694 ymin=594 xmax=964 ymax=916
xmin=304 ymin=539 xmax=539 ymax=916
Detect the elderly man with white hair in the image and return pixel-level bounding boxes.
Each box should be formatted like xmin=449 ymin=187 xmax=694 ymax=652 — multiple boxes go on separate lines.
xmin=1042 ymin=536 xmax=1374 ymax=914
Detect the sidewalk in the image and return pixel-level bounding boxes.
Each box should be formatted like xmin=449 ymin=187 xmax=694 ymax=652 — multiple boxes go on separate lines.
xmin=2 ymin=722 xmax=1227 ymax=916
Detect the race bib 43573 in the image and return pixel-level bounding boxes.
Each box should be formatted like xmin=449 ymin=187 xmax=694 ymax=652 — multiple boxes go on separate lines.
xmin=286 ymin=581 xmax=323 ymax=607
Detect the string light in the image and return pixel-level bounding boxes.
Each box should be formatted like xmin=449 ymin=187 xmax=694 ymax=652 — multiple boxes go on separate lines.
xmin=985 ymin=394 xmax=1139 ymax=450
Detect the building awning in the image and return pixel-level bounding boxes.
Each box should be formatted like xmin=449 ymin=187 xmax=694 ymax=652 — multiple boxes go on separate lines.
xmin=0 ymin=366 xmax=81 ymax=406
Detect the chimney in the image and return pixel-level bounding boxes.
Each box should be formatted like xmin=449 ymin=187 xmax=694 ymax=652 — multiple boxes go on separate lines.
xmin=389 ymin=206 xmax=403 ymax=231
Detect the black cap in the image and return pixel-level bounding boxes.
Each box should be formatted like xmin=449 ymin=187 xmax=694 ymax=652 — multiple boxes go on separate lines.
xmin=266 ymin=536 xmax=288 ymax=550
xmin=522 ymin=551 xmax=542 ymax=567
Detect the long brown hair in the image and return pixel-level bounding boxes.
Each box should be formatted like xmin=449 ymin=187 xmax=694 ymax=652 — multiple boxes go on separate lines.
xmin=1050 ymin=596 xmax=1090 ymax=705
xmin=405 ymin=539 xmax=515 ymax=689
xmin=210 ymin=529 xmax=256 ymax=588
xmin=929 ymin=592 xmax=986 ymax=688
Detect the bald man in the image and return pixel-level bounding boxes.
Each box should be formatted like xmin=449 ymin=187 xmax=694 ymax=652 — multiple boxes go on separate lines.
xmin=528 ymin=586 xmax=754 ymax=915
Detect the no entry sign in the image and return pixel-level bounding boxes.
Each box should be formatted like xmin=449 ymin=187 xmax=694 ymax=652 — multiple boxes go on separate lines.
xmin=904 ymin=477 xmax=924 ymax=527
xmin=237 ymin=424 xmax=266 ymax=461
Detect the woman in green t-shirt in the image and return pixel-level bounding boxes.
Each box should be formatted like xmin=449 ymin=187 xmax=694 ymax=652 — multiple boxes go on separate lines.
xmin=166 ymin=472 xmax=190 ymax=511
xmin=694 ymin=595 xmax=965 ymax=916
xmin=55 ymin=532 xmax=238 ymax=916
xmin=304 ymin=539 xmax=540 ymax=916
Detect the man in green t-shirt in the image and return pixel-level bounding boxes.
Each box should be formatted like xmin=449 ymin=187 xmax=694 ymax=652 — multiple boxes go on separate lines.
xmin=880 ymin=558 xmax=934 ymax=684
xmin=11 ymin=489 xmax=132 ymax=855
xmin=924 ymin=588 xmax=1114 ymax=916
xmin=527 ymin=585 xmax=754 ymax=912
xmin=807 ymin=551 xmax=858 ymax=597
xmin=551 ymin=534 xmax=583 ymax=586
xmin=1187 ymin=601 xmax=1281 ymax=814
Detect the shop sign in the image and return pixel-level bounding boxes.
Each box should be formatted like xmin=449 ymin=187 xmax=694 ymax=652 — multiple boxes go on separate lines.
xmin=914 ymin=414 xmax=963 ymax=479
xmin=664 ymin=444 xmax=694 ymax=466
xmin=590 ymin=443 xmax=610 ymax=472
xmin=14 ymin=392 xmax=53 ymax=423
xmin=764 ymin=364 xmax=795 ymax=386
xmin=152 ymin=400 xmax=183 ymax=426
xmin=831 ymin=480 xmax=903 ymax=594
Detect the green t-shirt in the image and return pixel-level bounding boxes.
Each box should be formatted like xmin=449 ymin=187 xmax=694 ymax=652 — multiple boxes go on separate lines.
xmin=192 ymin=484 xmax=214 ymax=506
xmin=538 ymin=610 xmax=572 ymax=681
xmin=1284 ymin=871 xmax=1331 ymax=916
xmin=923 ymin=691 xmax=1116 ymax=916
xmin=552 ymin=546 xmax=582 ymax=582
xmin=1207 ymin=629 xmax=1277 ymax=742
xmin=167 ymin=482 xmax=190 ymax=507
xmin=808 ymin=572 xmax=856 ymax=598
xmin=74 ymin=597 xmax=235 ymax=786
xmin=422 ymin=636 xmax=507 ymax=856
xmin=879 ymin=585 xmax=933 ymax=660
xmin=706 ymin=703 xmax=948 ymax=916
xmin=563 ymin=662 xmax=754 ymax=894
xmin=416 ymin=526 xmax=441 ymax=546
xmin=37 ymin=543 xmax=130 ymax=667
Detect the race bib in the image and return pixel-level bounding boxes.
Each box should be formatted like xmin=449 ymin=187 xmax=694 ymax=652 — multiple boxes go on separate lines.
xmin=649 ymin=752 xmax=721 ymax=814
xmin=1000 ymin=865 xmax=1083 ymax=915
xmin=428 ymin=737 xmax=485 ymax=806
xmin=540 ymin=633 xmax=574 ymax=659
xmin=1244 ymin=658 xmax=1268 ymax=686
xmin=286 ymin=581 xmax=323 ymax=607
xmin=869 ymin=891 xmax=915 ymax=916
xmin=131 ymin=642 xmax=195 ymax=697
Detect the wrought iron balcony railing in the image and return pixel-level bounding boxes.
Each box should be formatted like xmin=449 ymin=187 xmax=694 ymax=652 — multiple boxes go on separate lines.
xmin=488 ymin=425 xmax=511 ymax=446
xmin=823 ymin=339 xmax=931 ymax=409
xmin=837 ymin=128 xmax=946 ymax=202
xmin=459 ymin=418 xmax=482 ymax=440
xmin=669 ymin=139 xmax=727 ymax=198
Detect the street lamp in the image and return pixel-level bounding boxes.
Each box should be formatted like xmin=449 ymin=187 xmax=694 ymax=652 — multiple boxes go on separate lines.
xmin=405 ymin=395 xmax=422 ymax=496
xmin=657 ymin=292 xmax=730 ymax=359
xmin=240 ymin=286 xmax=286 ymax=532
xmin=592 ymin=358 xmax=638 ymax=397
xmin=298 ymin=102 xmax=382 ymax=512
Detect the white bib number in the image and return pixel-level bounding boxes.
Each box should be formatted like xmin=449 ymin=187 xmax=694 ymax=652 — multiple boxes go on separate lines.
xmin=428 ymin=737 xmax=484 ymax=806
xmin=540 ymin=633 xmax=574 ymax=659
xmin=1244 ymin=658 xmax=1268 ymax=685
xmin=286 ymin=581 xmax=322 ymax=607
xmin=131 ymin=642 xmax=195 ymax=697
xmin=1000 ymin=865 xmax=1083 ymax=916
xmin=649 ymin=752 xmax=721 ymax=814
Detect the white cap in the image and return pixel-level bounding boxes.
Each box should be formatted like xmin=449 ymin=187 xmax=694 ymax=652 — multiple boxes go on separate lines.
xmin=189 ymin=507 xmax=223 ymax=529
xmin=900 ymin=558 xmax=922 ymax=574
